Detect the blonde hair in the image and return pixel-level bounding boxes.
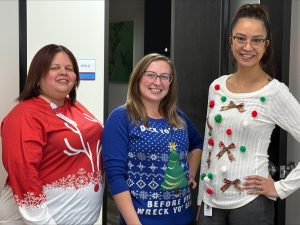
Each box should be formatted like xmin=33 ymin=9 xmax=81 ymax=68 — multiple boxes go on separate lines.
xmin=125 ymin=53 xmax=184 ymax=128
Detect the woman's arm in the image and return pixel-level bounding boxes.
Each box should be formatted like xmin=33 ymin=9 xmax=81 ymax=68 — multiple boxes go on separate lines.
xmin=103 ymin=107 xmax=142 ymax=223
xmin=1 ymin=109 xmax=57 ymax=224
xmin=245 ymin=83 xmax=300 ymax=199
xmin=113 ymin=191 xmax=142 ymax=225
xmin=188 ymin=149 xmax=202 ymax=189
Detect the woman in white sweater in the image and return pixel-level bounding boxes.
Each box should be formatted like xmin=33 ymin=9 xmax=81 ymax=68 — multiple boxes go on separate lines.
xmin=197 ymin=3 xmax=300 ymax=225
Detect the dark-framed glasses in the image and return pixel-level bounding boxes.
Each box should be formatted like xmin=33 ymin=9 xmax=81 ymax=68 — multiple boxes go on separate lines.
xmin=232 ymin=35 xmax=267 ymax=49
xmin=143 ymin=71 xmax=173 ymax=84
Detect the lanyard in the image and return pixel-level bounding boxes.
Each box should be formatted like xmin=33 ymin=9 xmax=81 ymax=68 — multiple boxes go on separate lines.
xmin=50 ymin=102 xmax=77 ymax=126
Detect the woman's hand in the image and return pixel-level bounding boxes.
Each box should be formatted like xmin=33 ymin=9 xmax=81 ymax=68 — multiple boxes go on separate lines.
xmin=243 ymin=175 xmax=279 ymax=198
xmin=188 ymin=178 xmax=197 ymax=189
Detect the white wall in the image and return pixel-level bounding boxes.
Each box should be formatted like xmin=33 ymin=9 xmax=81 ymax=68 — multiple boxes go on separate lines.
xmin=0 ymin=0 xmax=19 ymax=188
xmin=108 ymin=0 xmax=144 ymax=114
xmin=286 ymin=1 xmax=300 ymax=224
xmin=27 ymin=0 xmax=105 ymax=121
xmin=2 ymin=1 xmax=106 ymax=224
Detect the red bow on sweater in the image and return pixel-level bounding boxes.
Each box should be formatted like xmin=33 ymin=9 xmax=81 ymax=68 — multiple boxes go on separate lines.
xmin=206 ymin=152 xmax=211 ymax=169
xmin=206 ymin=117 xmax=213 ymax=133
xmin=217 ymin=141 xmax=235 ymax=162
xmin=220 ymin=178 xmax=243 ymax=193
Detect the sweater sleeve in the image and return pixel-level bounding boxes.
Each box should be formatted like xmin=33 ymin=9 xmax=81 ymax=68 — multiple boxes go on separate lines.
xmin=102 ymin=106 xmax=130 ymax=195
xmin=197 ymin=82 xmax=215 ymax=206
xmin=269 ymin=83 xmax=300 ymax=199
xmin=177 ymin=110 xmax=203 ymax=151
xmin=1 ymin=110 xmax=57 ymax=225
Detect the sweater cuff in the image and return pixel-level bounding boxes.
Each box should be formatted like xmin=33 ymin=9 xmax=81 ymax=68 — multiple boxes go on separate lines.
xmin=109 ymin=180 xmax=129 ymax=196
xmin=274 ymin=180 xmax=288 ymax=200
xmin=197 ymin=199 xmax=203 ymax=206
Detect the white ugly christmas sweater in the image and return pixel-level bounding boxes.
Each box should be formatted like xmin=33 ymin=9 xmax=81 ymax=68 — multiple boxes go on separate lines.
xmin=197 ymin=75 xmax=300 ymax=209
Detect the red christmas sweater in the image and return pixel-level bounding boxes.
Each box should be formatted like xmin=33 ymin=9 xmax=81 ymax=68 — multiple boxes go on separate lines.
xmin=0 ymin=97 xmax=104 ymax=225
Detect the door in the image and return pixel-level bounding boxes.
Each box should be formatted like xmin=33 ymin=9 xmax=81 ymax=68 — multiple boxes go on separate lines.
xmin=286 ymin=1 xmax=300 ymax=224
xmin=260 ymin=1 xmax=292 ymax=224
xmin=173 ymin=0 xmax=292 ymax=224
xmin=172 ymin=1 xmax=224 ymax=223
xmin=227 ymin=0 xmax=292 ymax=224
xmin=225 ymin=1 xmax=292 ymax=224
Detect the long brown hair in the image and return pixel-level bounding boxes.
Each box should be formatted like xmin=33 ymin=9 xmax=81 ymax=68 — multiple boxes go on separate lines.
xmin=18 ymin=44 xmax=80 ymax=105
xmin=230 ymin=3 xmax=275 ymax=77
xmin=125 ymin=53 xmax=184 ymax=128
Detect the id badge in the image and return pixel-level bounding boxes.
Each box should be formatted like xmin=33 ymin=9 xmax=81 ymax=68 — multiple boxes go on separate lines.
xmin=204 ymin=203 xmax=212 ymax=216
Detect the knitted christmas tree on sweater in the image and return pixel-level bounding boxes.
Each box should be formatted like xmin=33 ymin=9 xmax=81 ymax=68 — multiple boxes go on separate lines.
xmin=160 ymin=142 xmax=187 ymax=194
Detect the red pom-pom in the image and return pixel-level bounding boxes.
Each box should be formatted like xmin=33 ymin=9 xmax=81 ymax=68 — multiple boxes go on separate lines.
xmin=208 ymin=138 xmax=214 ymax=146
xmin=214 ymin=84 xmax=220 ymax=90
xmin=209 ymin=100 xmax=215 ymax=108
xmin=206 ymin=188 xmax=214 ymax=195
xmin=252 ymin=110 xmax=258 ymax=117
xmin=226 ymin=129 xmax=232 ymax=135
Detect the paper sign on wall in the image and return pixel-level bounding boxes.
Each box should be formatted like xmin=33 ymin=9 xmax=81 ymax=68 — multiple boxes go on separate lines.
xmin=77 ymin=59 xmax=96 ymax=80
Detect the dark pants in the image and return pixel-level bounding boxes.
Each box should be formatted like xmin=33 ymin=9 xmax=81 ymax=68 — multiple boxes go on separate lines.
xmin=197 ymin=195 xmax=274 ymax=225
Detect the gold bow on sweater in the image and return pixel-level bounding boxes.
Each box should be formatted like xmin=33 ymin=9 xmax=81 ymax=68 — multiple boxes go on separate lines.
xmin=221 ymin=101 xmax=245 ymax=112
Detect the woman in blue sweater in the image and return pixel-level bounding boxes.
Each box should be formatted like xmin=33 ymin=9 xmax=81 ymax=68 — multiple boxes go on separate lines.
xmin=103 ymin=53 xmax=203 ymax=225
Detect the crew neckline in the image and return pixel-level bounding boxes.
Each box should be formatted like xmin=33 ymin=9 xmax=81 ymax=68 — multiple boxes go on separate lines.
xmin=222 ymin=74 xmax=276 ymax=98
xmin=36 ymin=96 xmax=68 ymax=110
xmin=148 ymin=117 xmax=165 ymax=122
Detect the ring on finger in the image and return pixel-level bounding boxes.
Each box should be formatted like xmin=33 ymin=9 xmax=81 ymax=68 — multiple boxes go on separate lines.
xmin=256 ymin=185 xmax=262 ymax=190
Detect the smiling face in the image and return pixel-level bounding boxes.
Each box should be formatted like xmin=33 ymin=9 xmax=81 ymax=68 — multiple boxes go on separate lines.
xmin=139 ymin=60 xmax=172 ymax=107
xmin=39 ymin=52 xmax=77 ymax=105
xmin=231 ymin=17 xmax=269 ymax=70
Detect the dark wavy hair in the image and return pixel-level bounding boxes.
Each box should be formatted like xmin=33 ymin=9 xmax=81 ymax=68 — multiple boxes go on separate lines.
xmin=230 ymin=4 xmax=275 ymax=77
xmin=18 ymin=44 xmax=80 ymax=104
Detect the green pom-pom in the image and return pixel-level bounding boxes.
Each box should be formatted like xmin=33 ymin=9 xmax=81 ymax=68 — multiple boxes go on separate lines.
xmin=260 ymin=96 xmax=266 ymax=102
xmin=221 ymin=96 xmax=227 ymax=102
xmin=214 ymin=114 xmax=222 ymax=123
xmin=240 ymin=146 xmax=246 ymax=152
xmin=208 ymin=131 xmax=212 ymax=136
xmin=200 ymin=173 xmax=206 ymax=180
xmin=207 ymin=172 xmax=213 ymax=179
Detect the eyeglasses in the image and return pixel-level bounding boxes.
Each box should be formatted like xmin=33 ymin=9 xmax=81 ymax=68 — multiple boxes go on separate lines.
xmin=143 ymin=71 xmax=173 ymax=84
xmin=232 ymin=36 xmax=267 ymax=49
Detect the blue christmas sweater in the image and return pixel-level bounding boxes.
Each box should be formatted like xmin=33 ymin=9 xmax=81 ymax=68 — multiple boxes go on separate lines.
xmin=103 ymin=106 xmax=203 ymax=225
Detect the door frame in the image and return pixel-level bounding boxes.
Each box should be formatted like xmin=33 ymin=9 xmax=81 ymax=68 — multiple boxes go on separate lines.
xmin=19 ymin=0 xmax=27 ymax=93
xmin=260 ymin=1 xmax=291 ymax=224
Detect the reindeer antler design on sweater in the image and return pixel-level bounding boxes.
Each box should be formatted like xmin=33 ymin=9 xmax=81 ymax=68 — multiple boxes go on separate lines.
xmin=63 ymin=113 xmax=102 ymax=173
